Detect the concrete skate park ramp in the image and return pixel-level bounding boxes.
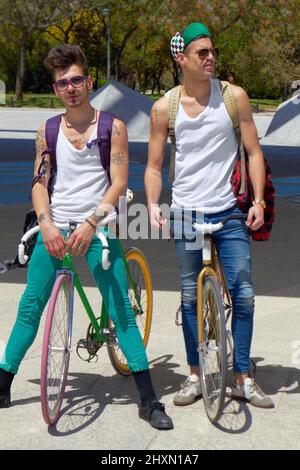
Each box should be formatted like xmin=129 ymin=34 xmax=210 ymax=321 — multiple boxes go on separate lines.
xmin=261 ymin=94 xmax=300 ymax=146
xmin=90 ymin=80 xmax=153 ymax=141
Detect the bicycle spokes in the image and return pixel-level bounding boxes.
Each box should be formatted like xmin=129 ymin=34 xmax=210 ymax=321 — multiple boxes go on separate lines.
xmin=128 ymin=286 xmax=143 ymax=315
xmin=41 ymin=274 xmax=72 ymax=425
xmin=47 ymin=285 xmax=69 ymax=405
xmin=199 ymin=276 xmax=227 ymax=423
xmin=202 ymin=297 xmax=222 ymax=396
xmin=107 ymin=248 xmax=153 ymax=376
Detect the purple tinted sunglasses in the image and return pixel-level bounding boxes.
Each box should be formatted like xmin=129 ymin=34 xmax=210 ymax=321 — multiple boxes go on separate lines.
xmin=53 ymin=75 xmax=88 ymax=91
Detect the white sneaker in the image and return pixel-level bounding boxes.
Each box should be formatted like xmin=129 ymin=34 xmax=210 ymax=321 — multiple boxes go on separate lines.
xmin=231 ymin=378 xmax=275 ymax=409
xmin=173 ymin=375 xmax=201 ymax=406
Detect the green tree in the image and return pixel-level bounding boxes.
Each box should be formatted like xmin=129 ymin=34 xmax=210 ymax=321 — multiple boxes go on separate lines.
xmin=1 ymin=0 xmax=299 ymax=100
xmin=213 ymin=0 xmax=300 ymax=99
xmin=0 ymin=0 xmax=85 ymax=99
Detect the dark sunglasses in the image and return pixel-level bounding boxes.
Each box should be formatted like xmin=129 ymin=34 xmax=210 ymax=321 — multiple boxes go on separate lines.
xmin=194 ymin=47 xmax=219 ymax=60
xmin=53 ymin=75 xmax=88 ymax=91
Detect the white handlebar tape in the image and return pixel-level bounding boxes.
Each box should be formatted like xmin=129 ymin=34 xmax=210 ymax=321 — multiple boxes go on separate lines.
xmin=19 ymin=220 xmax=113 ymax=269
xmin=96 ymin=231 xmax=111 ymax=270
xmin=101 ymin=247 xmax=111 ymax=271
xmin=18 ymin=243 xmax=29 ymax=265
xmin=193 ymin=222 xmax=223 ymax=234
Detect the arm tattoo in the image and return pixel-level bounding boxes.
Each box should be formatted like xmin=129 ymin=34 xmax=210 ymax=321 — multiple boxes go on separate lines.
xmin=36 ymin=128 xmax=46 ymax=158
xmin=38 ymin=160 xmax=48 ymax=180
xmin=111 ymin=152 xmax=126 ymax=166
xmin=240 ymin=115 xmax=253 ymax=124
xmin=38 ymin=213 xmax=48 ymax=224
xmin=68 ymin=136 xmax=89 ymax=149
xmin=112 ymin=123 xmax=121 ymax=136
xmin=34 ymin=128 xmax=47 ymax=176
xmin=150 ymin=109 xmax=159 ymax=131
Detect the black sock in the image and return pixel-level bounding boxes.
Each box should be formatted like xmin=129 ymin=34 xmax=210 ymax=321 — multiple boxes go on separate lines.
xmin=0 ymin=368 xmax=14 ymax=395
xmin=132 ymin=369 xmax=157 ymax=407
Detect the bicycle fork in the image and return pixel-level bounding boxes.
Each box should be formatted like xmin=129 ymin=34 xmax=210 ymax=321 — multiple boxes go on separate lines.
xmin=49 ymin=268 xmax=74 ymax=357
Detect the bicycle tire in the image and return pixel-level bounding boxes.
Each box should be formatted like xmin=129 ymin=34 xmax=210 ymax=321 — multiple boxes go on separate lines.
xmin=40 ymin=273 xmax=73 ymax=425
xmin=198 ymin=275 xmax=227 ymax=423
xmin=107 ymin=247 xmax=153 ymax=376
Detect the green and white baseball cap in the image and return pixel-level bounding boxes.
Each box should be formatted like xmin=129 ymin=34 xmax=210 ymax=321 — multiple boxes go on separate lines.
xmin=170 ymin=22 xmax=211 ymax=60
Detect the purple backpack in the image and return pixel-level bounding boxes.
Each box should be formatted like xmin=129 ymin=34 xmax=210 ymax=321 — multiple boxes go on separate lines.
xmin=33 ymin=111 xmax=115 ymax=198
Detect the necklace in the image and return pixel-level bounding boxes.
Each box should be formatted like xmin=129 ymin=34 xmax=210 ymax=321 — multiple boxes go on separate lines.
xmin=63 ymin=109 xmax=97 ymax=130
xmin=63 ymin=110 xmax=98 ymax=149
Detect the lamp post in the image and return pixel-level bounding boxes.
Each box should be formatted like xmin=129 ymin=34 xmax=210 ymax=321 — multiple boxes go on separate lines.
xmin=100 ymin=6 xmax=112 ymax=81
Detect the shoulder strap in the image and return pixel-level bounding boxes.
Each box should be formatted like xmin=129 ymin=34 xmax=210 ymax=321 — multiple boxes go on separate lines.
xmin=220 ymin=80 xmax=246 ymax=195
xmin=167 ymin=85 xmax=182 ymax=184
xmin=32 ymin=114 xmax=62 ymax=197
xmin=85 ymin=110 xmax=115 ymax=185
xmin=97 ymin=111 xmax=115 ymax=185
xmin=220 ymin=81 xmax=240 ymax=136
xmin=44 ymin=114 xmax=63 ymax=174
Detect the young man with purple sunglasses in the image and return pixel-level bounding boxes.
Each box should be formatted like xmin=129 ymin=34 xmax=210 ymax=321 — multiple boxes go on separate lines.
xmin=0 ymin=45 xmax=173 ymax=430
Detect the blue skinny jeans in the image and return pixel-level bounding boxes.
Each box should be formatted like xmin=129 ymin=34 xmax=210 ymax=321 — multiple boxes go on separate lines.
xmin=173 ymin=205 xmax=254 ymax=374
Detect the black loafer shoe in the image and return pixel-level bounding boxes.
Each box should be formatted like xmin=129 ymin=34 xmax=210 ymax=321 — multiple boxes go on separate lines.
xmin=138 ymin=400 xmax=174 ymax=430
xmin=0 ymin=392 xmax=11 ymax=409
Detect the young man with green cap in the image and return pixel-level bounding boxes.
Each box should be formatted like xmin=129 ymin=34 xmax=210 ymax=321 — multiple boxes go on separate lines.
xmin=145 ymin=22 xmax=274 ymax=409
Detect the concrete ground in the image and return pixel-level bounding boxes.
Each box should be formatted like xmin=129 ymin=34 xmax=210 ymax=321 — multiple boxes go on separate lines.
xmin=0 ymin=194 xmax=299 ymax=450
xmin=0 ymin=108 xmax=300 ymax=450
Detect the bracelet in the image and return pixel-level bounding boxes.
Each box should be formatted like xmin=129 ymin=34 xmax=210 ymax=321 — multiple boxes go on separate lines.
xmin=252 ymin=199 xmax=266 ymax=209
xmin=85 ymin=218 xmax=97 ymax=230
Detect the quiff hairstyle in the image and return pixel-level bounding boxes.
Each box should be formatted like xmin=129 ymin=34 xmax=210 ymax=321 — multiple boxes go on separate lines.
xmin=44 ymin=44 xmax=88 ymax=76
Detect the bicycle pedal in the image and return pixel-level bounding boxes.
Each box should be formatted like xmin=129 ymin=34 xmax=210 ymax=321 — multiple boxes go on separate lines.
xmin=77 ymin=339 xmax=87 ymax=349
xmin=87 ymin=354 xmax=99 ymax=363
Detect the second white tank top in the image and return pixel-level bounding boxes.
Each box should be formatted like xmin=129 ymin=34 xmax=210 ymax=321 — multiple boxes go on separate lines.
xmin=170 ymin=78 xmax=239 ymax=213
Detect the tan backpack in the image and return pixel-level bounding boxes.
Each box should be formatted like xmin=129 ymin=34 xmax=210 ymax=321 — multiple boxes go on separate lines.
xmin=167 ymin=80 xmax=276 ymax=241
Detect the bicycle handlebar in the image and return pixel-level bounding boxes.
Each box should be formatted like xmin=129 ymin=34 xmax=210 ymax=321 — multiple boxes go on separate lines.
xmin=18 ymin=214 xmax=117 ymax=270
xmin=170 ymin=211 xmax=247 ymax=235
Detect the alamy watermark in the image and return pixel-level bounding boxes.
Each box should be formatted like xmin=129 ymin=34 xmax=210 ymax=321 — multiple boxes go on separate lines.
xmin=0 ymin=80 xmax=5 ymax=105
xmin=102 ymin=200 xmax=205 ymax=250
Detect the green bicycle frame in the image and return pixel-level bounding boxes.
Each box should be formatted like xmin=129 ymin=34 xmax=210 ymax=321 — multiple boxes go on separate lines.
xmin=60 ymin=237 xmax=142 ymax=344
xmin=61 ymin=253 xmax=107 ymax=344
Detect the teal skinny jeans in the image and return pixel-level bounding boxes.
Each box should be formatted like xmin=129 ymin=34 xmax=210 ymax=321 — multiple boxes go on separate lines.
xmin=0 ymin=230 xmax=149 ymax=374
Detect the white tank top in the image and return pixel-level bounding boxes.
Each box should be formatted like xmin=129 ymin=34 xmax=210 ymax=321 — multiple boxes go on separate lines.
xmin=169 ymin=78 xmax=238 ymax=213
xmin=50 ymin=123 xmax=110 ymax=224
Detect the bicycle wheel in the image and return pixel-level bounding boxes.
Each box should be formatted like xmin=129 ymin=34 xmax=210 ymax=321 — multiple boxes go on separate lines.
xmin=107 ymin=247 xmax=153 ymax=376
xmin=198 ymin=275 xmax=227 ymax=423
xmin=40 ymin=273 xmax=73 ymax=425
